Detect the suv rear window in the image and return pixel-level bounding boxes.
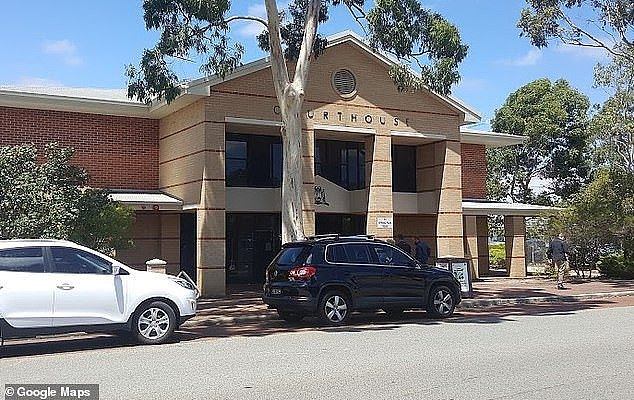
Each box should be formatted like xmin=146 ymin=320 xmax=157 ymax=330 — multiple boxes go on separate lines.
xmin=326 ymin=243 xmax=371 ymax=264
xmin=276 ymin=246 xmax=309 ymax=265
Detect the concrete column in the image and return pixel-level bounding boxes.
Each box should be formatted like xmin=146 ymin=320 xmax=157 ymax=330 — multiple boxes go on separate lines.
xmin=365 ymin=132 xmax=393 ymax=240
xmin=196 ymin=120 xmax=226 ymax=297
xmin=436 ymin=140 xmax=464 ymax=257
xmin=476 ymin=216 xmax=490 ymax=276
xmin=504 ymin=215 xmax=526 ymax=277
xmin=302 ymin=127 xmax=316 ymax=237
xmin=463 ymin=216 xmax=479 ymax=279
xmin=464 ymin=215 xmax=490 ymax=279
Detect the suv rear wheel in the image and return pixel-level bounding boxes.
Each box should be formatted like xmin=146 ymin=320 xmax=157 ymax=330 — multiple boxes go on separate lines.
xmin=319 ymin=291 xmax=350 ymax=325
xmin=132 ymin=301 xmax=176 ymax=344
xmin=426 ymin=285 xmax=456 ymax=318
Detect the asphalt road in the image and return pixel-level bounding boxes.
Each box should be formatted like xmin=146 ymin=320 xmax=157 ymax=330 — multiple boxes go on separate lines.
xmin=1 ymin=304 xmax=633 ymax=400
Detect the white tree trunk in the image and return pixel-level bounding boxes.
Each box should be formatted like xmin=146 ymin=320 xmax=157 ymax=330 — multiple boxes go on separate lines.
xmin=265 ymin=0 xmax=321 ymax=244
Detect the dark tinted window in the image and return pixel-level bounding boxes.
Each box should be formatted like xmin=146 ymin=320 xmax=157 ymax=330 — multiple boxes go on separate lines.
xmin=392 ymin=145 xmax=417 ymax=193
xmin=226 ymin=134 xmax=283 ymax=188
xmin=370 ymin=244 xmax=413 ymax=266
xmin=315 ymin=140 xmax=365 ymax=190
xmin=226 ymin=140 xmax=248 ymax=186
xmin=343 ymin=244 xmax=371 ymax=264
xmin=326 ymin=244 xmax=348 ymax=263
xmin=0 ymin=247 xmax=45 ymax=273
xmin=276 ymin=247 xmax=307 ymax=265
xmin=50 ymin=247 xmax=112 ymax=274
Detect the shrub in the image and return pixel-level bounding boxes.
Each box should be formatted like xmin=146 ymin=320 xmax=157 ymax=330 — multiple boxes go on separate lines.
xmin=489 ymin=243 xmax=506 ymax=268
xmin=597 ymin=254 xmax=634 ymax=279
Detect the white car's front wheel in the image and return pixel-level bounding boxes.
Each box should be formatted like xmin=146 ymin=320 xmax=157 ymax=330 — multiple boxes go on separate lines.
xmin=132 ymin=301 xmax=177 ymax=345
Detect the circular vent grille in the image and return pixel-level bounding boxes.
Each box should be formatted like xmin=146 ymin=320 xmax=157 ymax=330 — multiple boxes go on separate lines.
xmin=332 ymin=69 xmax=357 ymax=97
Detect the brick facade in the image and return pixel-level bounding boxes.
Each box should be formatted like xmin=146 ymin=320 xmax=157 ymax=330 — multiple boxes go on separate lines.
xmin=0 ymin=106 xmax=159 ymax=190
xmin=461 ymin=143 xmax=487 ymax=199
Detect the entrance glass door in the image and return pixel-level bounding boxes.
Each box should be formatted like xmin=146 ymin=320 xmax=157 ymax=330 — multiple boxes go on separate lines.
xmin=226 ymin=213 xmax=281 ymax=284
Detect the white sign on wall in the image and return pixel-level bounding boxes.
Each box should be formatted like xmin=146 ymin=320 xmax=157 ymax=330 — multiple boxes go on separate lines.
xmin=376 ymin=217 xmax=393 ymax=229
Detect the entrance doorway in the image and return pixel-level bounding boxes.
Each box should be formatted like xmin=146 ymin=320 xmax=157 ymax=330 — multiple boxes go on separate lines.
xmin=316 ymin=214 xmax=366 ymax=236
xmin=226 ymin=213 xmax=281 ymax=284
xmin=179 ymin=213 xmax=197 ymax=282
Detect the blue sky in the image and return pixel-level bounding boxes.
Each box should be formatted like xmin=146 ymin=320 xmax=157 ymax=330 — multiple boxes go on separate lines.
xmin=0 ymin=1 xmax=611 ymax=126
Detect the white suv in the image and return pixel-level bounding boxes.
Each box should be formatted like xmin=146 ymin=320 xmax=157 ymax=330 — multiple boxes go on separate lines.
xmin=0 ymin=240 xmax=198 ymax=345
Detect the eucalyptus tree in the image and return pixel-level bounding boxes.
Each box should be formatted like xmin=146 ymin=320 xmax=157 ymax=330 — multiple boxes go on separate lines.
xmin=518 ymin=0 xmax=634 ymax=63
xmin=591 ymin=51 xmax=634 ymax=173
xmin=488 ymin=79 xmax=591 ymax=205
xmin=126 ymin=0 xmax=468 ymax=243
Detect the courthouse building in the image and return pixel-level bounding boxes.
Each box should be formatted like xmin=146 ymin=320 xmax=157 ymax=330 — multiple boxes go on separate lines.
xmin=0 ymin=31 xmax=552 ymax=296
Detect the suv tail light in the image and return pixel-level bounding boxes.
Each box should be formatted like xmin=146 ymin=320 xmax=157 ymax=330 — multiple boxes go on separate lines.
xmin=288 ymin=266 xmax=317 ymax=280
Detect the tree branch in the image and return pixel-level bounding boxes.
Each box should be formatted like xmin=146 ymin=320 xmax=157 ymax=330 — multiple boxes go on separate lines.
xmin=345 ymin=3 xmax=368 ymax=34
xmin=293 ymin=0 xmax=321 ymax=95
xmin=264 ymin=0 xmax=290 ymax=105
xmin=224 ymin=15 xmax=269 ymax=28
xmin=559 ymin=13 xmax=629 ymax=60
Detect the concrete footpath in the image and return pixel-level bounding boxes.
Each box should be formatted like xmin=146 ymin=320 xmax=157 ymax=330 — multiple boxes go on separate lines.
xmin=190 ymin=277 xmax=634 ymax=326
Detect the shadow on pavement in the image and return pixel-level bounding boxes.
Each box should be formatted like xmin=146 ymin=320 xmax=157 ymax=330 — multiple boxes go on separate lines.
xmin=179 ymin=297 xmax=620 ymax=340
xmin=0 ymin=329 xmax=200 ymax=359
xmin=1 ymin=285 xmax=629 ymax=358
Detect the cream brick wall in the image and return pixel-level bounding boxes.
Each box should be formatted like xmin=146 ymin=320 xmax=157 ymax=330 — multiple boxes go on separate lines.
xmin=156 ymin=38 xmax=472 ymax=296
xmin=116 ymin=212 xmax=181 ymax=275
xmin=505 ymin=216 xmax=527 ymax=277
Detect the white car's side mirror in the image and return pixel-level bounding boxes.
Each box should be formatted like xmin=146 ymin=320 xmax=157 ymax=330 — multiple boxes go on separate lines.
xmin=112 ymin=264 xmax=121 ymax=275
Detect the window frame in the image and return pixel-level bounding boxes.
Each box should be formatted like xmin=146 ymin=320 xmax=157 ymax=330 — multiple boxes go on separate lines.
xmin=368 ymin=243 xmax=416 ymax=268
xmin=48 ymin=246 xmax=114 ymax=275
xmin=0 ymin=246 xmax=47 ymax=273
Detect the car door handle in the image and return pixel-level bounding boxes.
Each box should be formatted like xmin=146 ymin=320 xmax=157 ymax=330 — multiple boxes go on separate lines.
xmin=56 ymin=284 xmax=75 ymax=290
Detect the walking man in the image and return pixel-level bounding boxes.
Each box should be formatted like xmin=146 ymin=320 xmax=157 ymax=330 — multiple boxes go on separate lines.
xmin=414 ymin=237 xmax=431 ymax=265
xmin=548 ymin=233 xmax=570 ymax=290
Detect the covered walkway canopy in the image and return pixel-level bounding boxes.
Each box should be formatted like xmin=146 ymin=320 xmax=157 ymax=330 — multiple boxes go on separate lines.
xmin=462 ymin=199 xmax=559 ymax=279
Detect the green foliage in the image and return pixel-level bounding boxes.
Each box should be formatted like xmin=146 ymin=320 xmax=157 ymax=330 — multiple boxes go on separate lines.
xmin=597 ymin=254 xmax=634 ymax=279
xmin=0 ymin=144 xmax=135 ymax=254
xmin=488 ymin=78 xmax=591 ymax=204
xmin=489 ymin=243 xmax=506 ymax=269
xmin=591 ymin=51 xmax=634 ymax=173
xmin=518 ymin=0 xmax=634 ymax=63
xmin=367 ymin=0 xmax=468 ymax=95
xmin=127 ymin=0 xmax=468 ymax=103
xmin=550 ymin=168 xmax=634 ymax=269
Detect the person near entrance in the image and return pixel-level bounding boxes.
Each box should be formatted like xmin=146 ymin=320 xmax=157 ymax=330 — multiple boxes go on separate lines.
xmin=547 ymin=233 xmax=571 ymax=290
xmin=395 ymin=234 xmax=411 ymax=255
xmin=414 ymin=237 xmax=431 ymax=265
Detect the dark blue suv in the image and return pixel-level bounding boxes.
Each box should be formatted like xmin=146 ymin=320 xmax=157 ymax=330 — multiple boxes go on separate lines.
xmin=263 ymin=235 xmax=461 ymax=325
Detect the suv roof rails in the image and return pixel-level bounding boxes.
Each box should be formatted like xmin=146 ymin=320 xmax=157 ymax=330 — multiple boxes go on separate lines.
xmin=306 ymin=234 xmax=376 ymax=242
xmin=308 ymin=234 xmax=340 ymax=241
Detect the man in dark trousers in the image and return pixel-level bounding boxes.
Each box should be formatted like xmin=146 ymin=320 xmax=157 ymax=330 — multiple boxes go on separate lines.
xmin=415 ymin=237 xmax=431 ymax=265
xmin=395 ymin=234 xmax=411 ymax=255
xmin=548 ymin=233 xmax=570 ymax=289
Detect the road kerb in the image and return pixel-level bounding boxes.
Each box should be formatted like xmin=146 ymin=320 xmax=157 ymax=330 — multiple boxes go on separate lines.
xmin=457 ymin=290 xmax=634 ymax=309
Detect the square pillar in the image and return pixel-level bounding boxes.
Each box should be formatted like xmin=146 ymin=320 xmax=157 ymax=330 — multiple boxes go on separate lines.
xmin=436 ymin=140 xmax=464 ymax=257
xmin=302 ymin=127 xmax=316 ymax=237
xmin=504 ymin=215 xmax=526 ymax=277
xmin=463 ymin=216 xmax=479 ymax=279
xmin=365 ymin=133 xmax=394 ymax=240
xmin=196 ymin=120 xmax=226 ymax=297
xmin=476 ymin=216 xmax=490 ymax=276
